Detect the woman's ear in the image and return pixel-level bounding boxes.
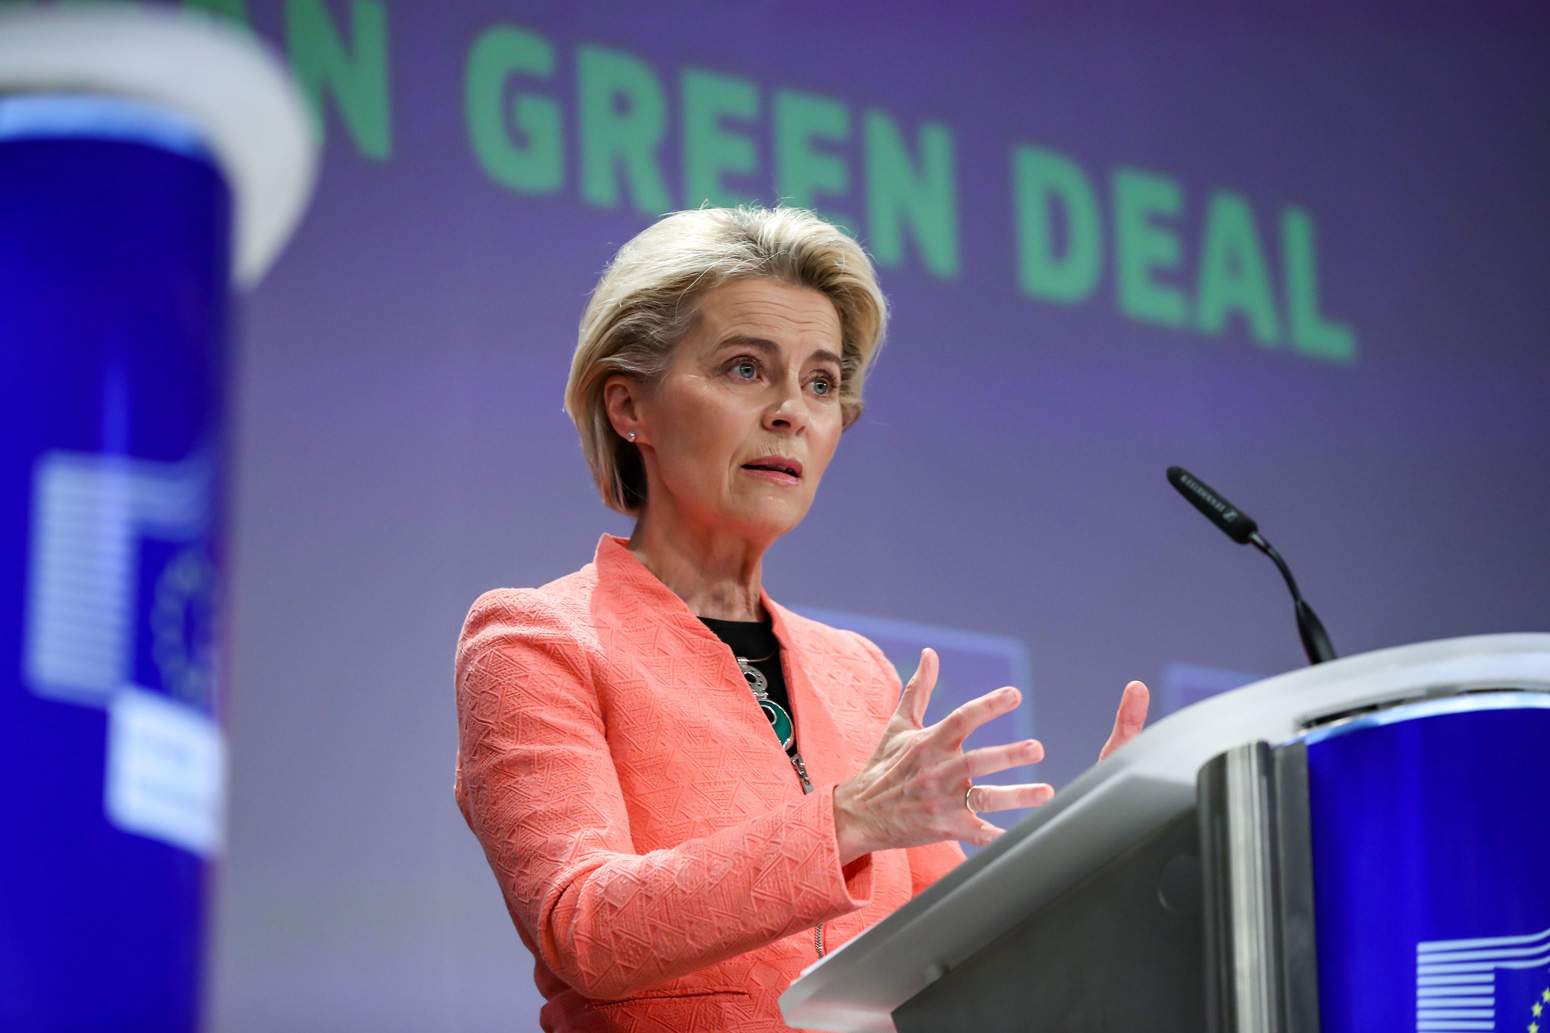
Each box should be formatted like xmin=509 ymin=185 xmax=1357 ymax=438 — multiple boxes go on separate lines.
xmin=603 ymin=374 xmax=646 ymax=444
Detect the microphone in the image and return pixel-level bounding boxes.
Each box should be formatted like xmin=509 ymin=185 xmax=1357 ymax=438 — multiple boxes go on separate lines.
xmin=1166 ymin=466 xmax=1337 ymax=666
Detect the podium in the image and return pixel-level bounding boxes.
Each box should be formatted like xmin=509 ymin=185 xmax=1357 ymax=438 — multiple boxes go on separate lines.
xmin=781 ymin=634 xmax=1550 ymax=1033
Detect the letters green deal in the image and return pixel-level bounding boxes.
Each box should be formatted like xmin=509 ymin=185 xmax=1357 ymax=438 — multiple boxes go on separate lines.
xmin=170 ymin=0 xmax=1357 ymax=364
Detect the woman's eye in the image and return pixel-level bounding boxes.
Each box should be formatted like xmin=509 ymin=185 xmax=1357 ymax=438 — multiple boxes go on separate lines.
xmin=811 ymin=378 xmax=832 ymax=396
xmin=732 ymin=361 xmax=757 ymax=379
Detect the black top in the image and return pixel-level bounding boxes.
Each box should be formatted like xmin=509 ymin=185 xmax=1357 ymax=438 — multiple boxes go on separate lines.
xmin=699 ymin=616 xmax=796 ymax=753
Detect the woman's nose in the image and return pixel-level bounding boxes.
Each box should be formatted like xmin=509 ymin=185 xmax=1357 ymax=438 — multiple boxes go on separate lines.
xmin=764 ymin=378 xmax=808 ymax=432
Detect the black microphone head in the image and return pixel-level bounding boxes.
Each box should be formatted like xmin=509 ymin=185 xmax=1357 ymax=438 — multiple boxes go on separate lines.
xmin=1166 ymin=466 xmax=1259 ymax=544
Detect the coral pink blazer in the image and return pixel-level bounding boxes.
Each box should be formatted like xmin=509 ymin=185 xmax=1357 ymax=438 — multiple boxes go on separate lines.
xmin=454 ymin=536 xmax=965 ymax=1032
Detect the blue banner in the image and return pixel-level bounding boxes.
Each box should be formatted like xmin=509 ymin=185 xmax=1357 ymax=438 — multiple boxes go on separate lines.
xmin=1305 ymin=695 xmax=1550 ymax=1033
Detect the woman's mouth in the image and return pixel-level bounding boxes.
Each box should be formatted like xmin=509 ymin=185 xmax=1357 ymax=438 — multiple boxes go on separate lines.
xmin=741 ymin=456 xmax=803 ymax=484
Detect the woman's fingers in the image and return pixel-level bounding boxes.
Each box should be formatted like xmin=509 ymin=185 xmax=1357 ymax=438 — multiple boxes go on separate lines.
xmin=952 ymin=738 xmax=1044 ymax=779
xmin=931 ymin=686 xmax=1021 ymax=748
xmin=897 ymin=648 xmax=939 ymax=727
xmin=858 ymin=655 xmax=1057 ymax=853
xmin=967 ymin=819 xmax=1006 ymax=847
xmin=968 ymin=783 xmax=1055 ymax=813
xmin=1098 ymin=680 xmax=1150 ymax=761
xmin=961 ymin=812 xmax=1010 ymax=843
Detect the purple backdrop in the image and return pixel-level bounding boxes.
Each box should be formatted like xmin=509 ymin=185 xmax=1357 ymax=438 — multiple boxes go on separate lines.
xmin=190 ymin=1 xmax=1550 ymax=1029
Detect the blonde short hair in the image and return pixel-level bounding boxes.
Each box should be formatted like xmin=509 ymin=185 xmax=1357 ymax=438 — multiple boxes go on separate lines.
xmin=565 ymin=206 xmax=889 ymax=516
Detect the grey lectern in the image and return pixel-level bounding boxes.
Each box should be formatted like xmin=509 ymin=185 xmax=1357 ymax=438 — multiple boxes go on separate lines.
xmin=781 ymin=634 xmax=1550 ymax=1033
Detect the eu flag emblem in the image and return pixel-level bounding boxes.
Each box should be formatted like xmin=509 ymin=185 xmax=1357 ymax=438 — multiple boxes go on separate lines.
xmin=1415 ymin=925 xmax=1550 ymax=1032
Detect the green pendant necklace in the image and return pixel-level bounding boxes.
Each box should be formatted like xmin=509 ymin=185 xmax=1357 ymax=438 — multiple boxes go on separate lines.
xmin=736 ymin=650 xmax=795 ymax=751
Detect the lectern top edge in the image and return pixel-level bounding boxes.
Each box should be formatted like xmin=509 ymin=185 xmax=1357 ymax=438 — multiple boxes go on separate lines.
xmin=781 ymin=633 xmax=1550 ymax=1033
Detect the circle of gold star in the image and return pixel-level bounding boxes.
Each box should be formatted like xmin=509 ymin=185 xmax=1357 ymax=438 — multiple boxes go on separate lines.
xmin=1528 ymin=986 xmax=1549 ymax=1033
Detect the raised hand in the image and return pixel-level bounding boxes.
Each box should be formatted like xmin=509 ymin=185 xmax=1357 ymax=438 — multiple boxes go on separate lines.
xmin=1098 ymin=680 xmax=1150 ymax=762
xmin=833 ymin=648 xmax=1051 ymax=864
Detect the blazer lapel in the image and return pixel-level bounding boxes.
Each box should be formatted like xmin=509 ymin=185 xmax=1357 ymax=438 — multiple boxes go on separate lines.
xmin=593 ymin=537 xmax=808 ymax=795
xmin=766 ymin=597 xmax=853 ymax=791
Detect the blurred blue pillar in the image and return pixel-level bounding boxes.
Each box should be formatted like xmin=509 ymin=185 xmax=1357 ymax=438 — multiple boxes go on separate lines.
xmin=0 ymin=92 xmax=230 ymax=1032
xmin=0 ymin=6 xmax=315 ymax=1029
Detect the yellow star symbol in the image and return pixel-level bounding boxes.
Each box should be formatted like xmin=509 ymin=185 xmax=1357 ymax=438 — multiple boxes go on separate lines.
xmin=1533 ymin=1024 xmax=1541 ymax=1033
xmin=1543 ymin=989 xmax=1550 ymax=1003
xmin=1537 ymin=1002 xmax=1545 ymax=1018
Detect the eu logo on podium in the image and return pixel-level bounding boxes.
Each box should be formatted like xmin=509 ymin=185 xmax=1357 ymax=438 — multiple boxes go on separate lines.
xmin=1415 ymin=925 xmax=1550 ymax=1033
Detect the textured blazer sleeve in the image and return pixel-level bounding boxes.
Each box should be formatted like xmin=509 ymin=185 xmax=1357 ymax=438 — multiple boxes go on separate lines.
xmin=454 ymin=590 xmax=874 ymax=1000
xmin=855 ymin=634 xmax=969 ymax=894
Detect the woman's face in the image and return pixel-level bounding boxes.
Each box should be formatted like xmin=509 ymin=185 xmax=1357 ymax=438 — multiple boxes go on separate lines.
xmin=612 ymin=278 xmax=846 ymax=547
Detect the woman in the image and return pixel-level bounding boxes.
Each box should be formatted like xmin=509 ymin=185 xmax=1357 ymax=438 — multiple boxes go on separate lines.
xmin=454 ymin=206 xmax=1149 ymax=1032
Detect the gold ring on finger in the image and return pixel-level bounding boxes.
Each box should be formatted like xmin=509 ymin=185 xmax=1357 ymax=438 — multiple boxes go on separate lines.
xmin=965 ymin=785 xmax=977 ymax=814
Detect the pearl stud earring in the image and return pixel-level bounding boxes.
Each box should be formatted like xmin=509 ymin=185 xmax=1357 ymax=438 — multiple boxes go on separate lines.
xmin=627 ymin=432 xmax=636 ymax=442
